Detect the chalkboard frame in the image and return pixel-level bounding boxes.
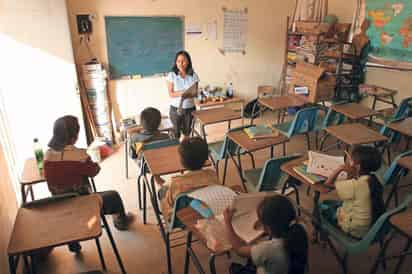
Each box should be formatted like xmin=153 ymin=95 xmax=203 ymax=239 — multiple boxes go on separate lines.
xmin=104 ymin=16 xmax=185 ymax=79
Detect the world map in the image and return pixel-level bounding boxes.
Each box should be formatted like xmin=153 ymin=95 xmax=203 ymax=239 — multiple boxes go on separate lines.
xmin=366 ymin=0 xmax=412 ymax=62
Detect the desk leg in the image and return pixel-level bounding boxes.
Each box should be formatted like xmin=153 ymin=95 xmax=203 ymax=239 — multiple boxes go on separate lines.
xmin=202 ymin=125 xmax=207 ymax=143
xmin=148 ymin=176 xmax=172 ymax=274
xmin=125 ymin=132 xmax=129 ymax=179
xmin=184 ymin=232 xmax=192 ymax=274
xmin=369 ymin=230 xmax=395 ymax=274
xmin=312 ymin=191 xmax=321 ymax=243
xmin=95 ymin=238 xmax=107 ymax=270
xmin=270 ymin=145 xmax=274 ymax=159
xmin=393 ymin=239 xmax=412 ymax=274
xmin=101 ymin=214 xmax=127 ymax=274
xmin=8 ymin=255 xmax=19 ymax=274
xmin=209 ymin=254 xmax=217 ymax=274
xmin=21 ymin=184 xmax=26 ymax=205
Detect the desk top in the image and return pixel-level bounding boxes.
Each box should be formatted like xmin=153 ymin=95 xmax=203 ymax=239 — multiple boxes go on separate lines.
xmin=195 ymin=96 xmax=244 ymax=108
xmin=388 ymin=118 xmax=412 ymax=137
xmin=126 ymin=117 xmax=173 ymax=135
xmin=281 ymin=157 xmax=332 ymax=194
xmin=398 ymin=156 xmax=412 ymax=171
xmin=331 ymin=103 xmax=379 ymax=120
xmin=20 ymin=158 xmax=45 ymax=185
xmin=192 ymin=107 xmax=241 ymax=125
xmin=8 ymin=195 xmax=102 ymax=255
xmin=258 ymin=95 xmax=305 ymax=111
xmin=390 ymin=209 xmax=412 ymax=238
xmin=325 ymin=123 xmax=388 ymax=146
xmin=227 ymin=130 xmax=289 ymax=153
xmin=144 ymin=145 xmax=210 ymax=176
xmin=177 ymin=207 xmax=230 ymax=254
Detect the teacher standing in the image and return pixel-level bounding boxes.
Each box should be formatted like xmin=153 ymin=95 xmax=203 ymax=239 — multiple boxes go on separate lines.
xmin=166 ymin=50 xmax=199 ymax=140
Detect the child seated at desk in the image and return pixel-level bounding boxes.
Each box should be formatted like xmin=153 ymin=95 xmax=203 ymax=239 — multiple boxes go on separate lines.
xmin=321 ymin=146 xmax=384 ymax=239
xmin=159 ymin=137 xmax=219 ymax=221
xmin=223 ymin=195 xmax=308 ymax=274
xmin=129 ymin=107 xmax=170 ymax=159
xmin=44 ymin=115 xmax=133 ymax=252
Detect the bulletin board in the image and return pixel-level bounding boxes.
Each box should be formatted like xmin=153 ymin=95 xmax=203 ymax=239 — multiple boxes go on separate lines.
xmin=105 ymin=16 xmax=184 ymax=79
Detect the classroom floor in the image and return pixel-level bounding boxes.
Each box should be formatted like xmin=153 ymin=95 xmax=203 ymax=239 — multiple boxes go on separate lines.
xmin=33 ymin=112 xmax=412 ymax=274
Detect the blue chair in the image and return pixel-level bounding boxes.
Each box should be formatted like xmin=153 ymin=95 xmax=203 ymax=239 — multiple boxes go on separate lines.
xmin=385 ymin=96 xmax=412 ymax=122
xmin=319 ymin=195 xmax=412 ymax=274
xmin=318 ymin=106 xmax=346 ymax=151
xmin=137 ymin=138 xmax=179 ymax=224
xmin=274 ymin=106 xmax=320 ymax=151
xmin=374 ymin=150 xmax=412 ymax=208
xmin=209 ymin=125 xmax=256 ymax=185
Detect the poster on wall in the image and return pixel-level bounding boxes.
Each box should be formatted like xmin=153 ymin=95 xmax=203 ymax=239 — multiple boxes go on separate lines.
xmin=360 ymin=0 xmax=412 ymax=69
xmin=220 ymin=8 xmax=248 ymax=54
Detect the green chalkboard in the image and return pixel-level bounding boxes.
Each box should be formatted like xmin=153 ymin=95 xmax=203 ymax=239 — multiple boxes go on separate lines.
xmin=105 ymin=16 xmax=184 ymax=79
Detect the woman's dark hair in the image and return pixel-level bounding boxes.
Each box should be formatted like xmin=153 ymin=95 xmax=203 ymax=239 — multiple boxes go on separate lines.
xmin=178 ymin=137 xmax=208 ymax=170
xmin=140 ymin=107 xmax=161 ymax=132
xmin=257 ymin=195 xmax=308 ymax=274
xmin=171 ymin=50 xmax=194 ymax=76
xmin=48 ymin=115 xmax=80 ymax=151
xmin=351 ymin=145 xmax=385 ymax=224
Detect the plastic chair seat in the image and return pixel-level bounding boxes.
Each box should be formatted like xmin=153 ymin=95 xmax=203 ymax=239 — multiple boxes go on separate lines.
xmin=243 ymin=168 xmax=263 ymax=192
xmin=274 ymin=121 xmax=292 ymax=136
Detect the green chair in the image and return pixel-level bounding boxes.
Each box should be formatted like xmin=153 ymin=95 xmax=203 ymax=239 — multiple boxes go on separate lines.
xmin=209 ymin=125 xmax=256 ymax=185
xmin=319 ymin=195 xmax=412 ymax=274
xmin=274 ymin=106 xmax=320 ymax=151
xmin=243 ymin=153 xmax=301 ymax=193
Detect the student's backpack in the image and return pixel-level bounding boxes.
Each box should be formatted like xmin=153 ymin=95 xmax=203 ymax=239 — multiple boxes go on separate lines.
xmin=243 ymin=98 xmax=260 ymax=119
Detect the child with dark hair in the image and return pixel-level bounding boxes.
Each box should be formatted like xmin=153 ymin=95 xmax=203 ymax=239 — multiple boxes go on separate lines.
xmin=129 ymin=107 xmax=170 ymax=159
xmin=224 ymin=195 xmax=308 ymax=274
xmin=159 ymin=137 xmax=219 ymax=220
xmin=321 ymin=145 xmax=384 ymax=238
xmin=44 ymin=115 xmax=133 ymax=252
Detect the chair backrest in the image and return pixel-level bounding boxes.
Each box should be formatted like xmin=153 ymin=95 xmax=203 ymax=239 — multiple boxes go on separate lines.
xmin=320 ymin=194 xmax=412 ymax=254
xmin=382 ymin=150 xmax=412 ymax=186
xmin=218 ymin=125 xmax=254 ymax=158
xmin=321 ymin=106 xmax=346 ymax=129
xmin=287 ymin=107 xmax=320 ymax=137
xmin=257 ymin=154 xmax=302 ymax=191
xmin=379 ymin=124 xmax=400 ymax=145
xmin=393 ymin=97 xmax=412 ymax=120
xmin=168 ymin=192 xmax=195 ymax=230
xmin=142 ymin=138 xmax=179 ymax=151
xmin=257 ymin=85 xmax=275 ymax=98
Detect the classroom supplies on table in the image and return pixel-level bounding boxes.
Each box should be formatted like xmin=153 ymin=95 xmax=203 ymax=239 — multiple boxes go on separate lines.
xmin=307 ymin=151 xmax=345 ymax=177
xmin=187 ymin=185 xmax=237 ymax=216
xmin=244 ymin=124 xmax=278 ymax=139
xmin=293 ymin=164 xmax=326 ymax=184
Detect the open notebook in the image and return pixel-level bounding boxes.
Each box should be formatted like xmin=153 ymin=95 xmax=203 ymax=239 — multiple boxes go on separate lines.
xmin=307 ymin=151 xmax=347 ymax=180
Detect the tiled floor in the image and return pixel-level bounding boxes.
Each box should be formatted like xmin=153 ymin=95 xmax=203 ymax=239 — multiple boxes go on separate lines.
xmin=32 ymin=114 xmax=412 ymax=274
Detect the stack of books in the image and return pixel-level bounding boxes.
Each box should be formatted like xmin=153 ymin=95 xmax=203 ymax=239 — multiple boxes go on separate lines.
xmin=293 ymin=165 xmax=326 ymax=185
xmin=244 ymin=125 xmax=278 ymax=139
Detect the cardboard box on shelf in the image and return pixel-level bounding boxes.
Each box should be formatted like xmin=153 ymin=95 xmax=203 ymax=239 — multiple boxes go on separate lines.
xmin=288 ymin=62 xmax=336 ymax=103
xmin=295 ymin=21 xmax=331 ymax=34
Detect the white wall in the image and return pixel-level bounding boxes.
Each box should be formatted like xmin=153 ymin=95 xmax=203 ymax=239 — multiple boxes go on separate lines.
xmin=0 ymin=0 xmax=84 ymax=174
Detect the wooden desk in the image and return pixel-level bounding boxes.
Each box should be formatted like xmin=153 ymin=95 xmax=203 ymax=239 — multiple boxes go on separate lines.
xmin=20 ymin=158 xmax=45 ymax=203
xmin=7 ymin=195 xmax=127 ymax=274
xmin=192 ymin=107 xmax=241 ymax=142
xmin=123 ymin=117 xmax=172 ymax=178
xmin=331 ymin=102 xmax=379 ymax=121
xmin=227 ymin=130 xmax=289 ymax=185
xmin=176 ymin=207 xmax=230 ymax=274
xmin=388 ymin=118 xmax=412 ymax=137
xmin=359 ymin=84 xmax=398 ymax=110
xmin=143 ymin=145 xmax=212 ymax=274
xmin=398 ymin=156 xmax=412 ymax=171
xmin=258 ymin=95 xmax=306 ymax=123
xmin=281 ymin=156 xmax=333 ymax=242
xmin=195 ymin=96 xmax=244 ymax=113
xmin=325 ymin=123 xmax=388 ymax=148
